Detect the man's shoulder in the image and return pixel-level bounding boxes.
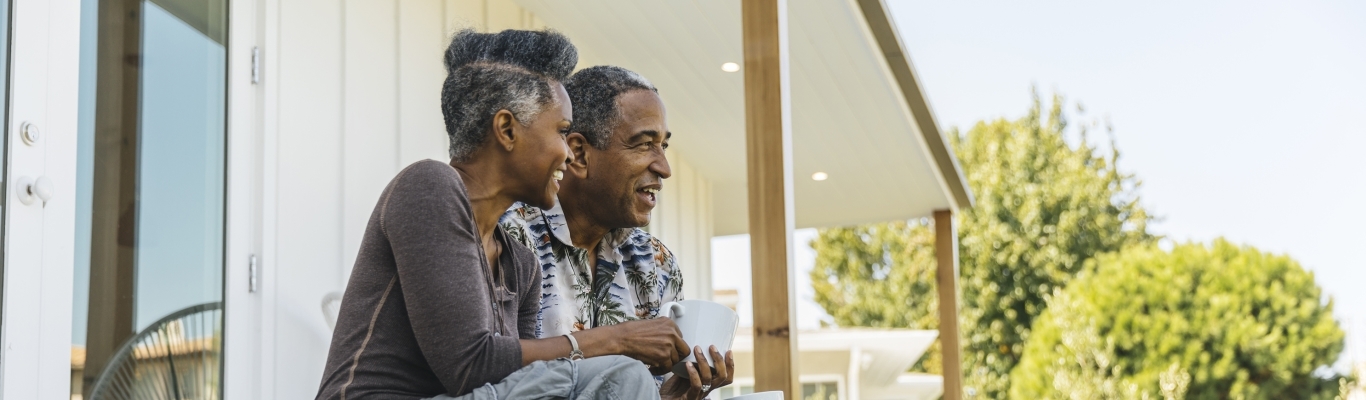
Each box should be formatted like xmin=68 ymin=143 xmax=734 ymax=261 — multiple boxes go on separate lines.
xmin=621 ymin=228 xmax=676 ymax=265
xmin=499 ymin=202 xmax=541 ymax=225
xmin=499 ymin=203 xmax=544 ymax=250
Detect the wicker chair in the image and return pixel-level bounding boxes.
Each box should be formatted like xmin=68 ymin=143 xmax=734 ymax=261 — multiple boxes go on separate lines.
xmin=87 ymin=302 xmax=223 ymax=400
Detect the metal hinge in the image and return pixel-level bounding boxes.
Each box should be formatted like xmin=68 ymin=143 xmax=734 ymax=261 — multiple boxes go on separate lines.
xmin=249 ymin=254 xmax=260 ymax=292
xmin=251 ymin=47 xmax=261 ymax=84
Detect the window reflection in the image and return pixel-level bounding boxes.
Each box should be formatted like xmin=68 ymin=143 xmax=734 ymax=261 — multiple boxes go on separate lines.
xmin=73 ymin=0 xmax=226 ymax=399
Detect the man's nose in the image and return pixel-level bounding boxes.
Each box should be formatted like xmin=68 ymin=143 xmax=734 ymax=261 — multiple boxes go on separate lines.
xmin=651 ymin=152 xmax=672 ymax=180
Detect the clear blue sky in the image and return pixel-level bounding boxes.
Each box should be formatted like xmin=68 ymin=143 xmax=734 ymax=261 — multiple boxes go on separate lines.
xmin=715 ymin=0 xmax=1365 ymax=371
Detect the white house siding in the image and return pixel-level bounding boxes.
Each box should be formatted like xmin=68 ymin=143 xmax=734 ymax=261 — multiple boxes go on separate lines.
xmin=649 ymin=149 xmax=715 ymax=302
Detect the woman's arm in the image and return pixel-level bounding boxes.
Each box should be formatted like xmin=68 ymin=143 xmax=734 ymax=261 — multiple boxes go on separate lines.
xmin=384 ymin=162 xmax=524 ymax=395
xmin=518 ymin=318 xmax=691 ymax=372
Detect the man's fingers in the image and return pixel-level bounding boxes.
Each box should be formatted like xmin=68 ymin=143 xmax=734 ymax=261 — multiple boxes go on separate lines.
xmin=710 ymin=346 xmax=729 ymax=383
xmin=686 ymin=362 xmax=703 ymax=397
xmin=694 ymin=346 xmax=714 ymax=384
xmin=673 ymin=335 xmax=691 ymax=359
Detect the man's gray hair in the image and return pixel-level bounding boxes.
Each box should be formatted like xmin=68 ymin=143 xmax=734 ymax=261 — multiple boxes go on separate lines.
xmin=563 ymin=66 xmax=658 ymax=150
xmin=441 ymin=29 xmax=578 ymax=161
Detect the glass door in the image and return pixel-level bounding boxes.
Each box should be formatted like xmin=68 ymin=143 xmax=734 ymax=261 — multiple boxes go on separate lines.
xmin=71 ymin=0 xmax=227 ymax=398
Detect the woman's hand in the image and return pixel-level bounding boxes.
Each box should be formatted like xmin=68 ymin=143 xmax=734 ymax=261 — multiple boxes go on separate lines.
xmin=660 ymin=345 xmax=735 ymax=400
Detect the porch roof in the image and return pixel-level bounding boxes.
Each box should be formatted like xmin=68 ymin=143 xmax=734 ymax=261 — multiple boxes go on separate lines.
xmin=514 ymin=0 xmax=973 ymax=235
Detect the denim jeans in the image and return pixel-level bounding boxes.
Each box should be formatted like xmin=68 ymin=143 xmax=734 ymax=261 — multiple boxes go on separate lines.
xmin=425 ymin=355 xmax=659 ymax=400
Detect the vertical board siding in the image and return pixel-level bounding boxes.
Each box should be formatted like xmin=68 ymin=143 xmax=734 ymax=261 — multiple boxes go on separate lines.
xmin=275 ymin=0 xmax=344 ymax=397
xmin=399 ymin=0 xmax=451 ymax=165
xmin=341 ymin=0 xmax=399 ymax=280
xmin=651 ymin=149 xmax=715 ymax=302
xmin=445 ymin=0 xmax=487 ymax=32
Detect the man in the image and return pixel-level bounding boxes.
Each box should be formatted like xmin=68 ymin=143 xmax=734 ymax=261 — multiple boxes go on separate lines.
xmin=501 ymin=66 xmax=735 ymax=400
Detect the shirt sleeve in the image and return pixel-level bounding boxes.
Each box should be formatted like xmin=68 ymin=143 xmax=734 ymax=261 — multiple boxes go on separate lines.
xmin=498 ymin=204 xmax=537 ymax=250
xmin=381 ymin=162 xmax=523 ymax=396
xmin=654 ymin=238 xmax=685 ymax=303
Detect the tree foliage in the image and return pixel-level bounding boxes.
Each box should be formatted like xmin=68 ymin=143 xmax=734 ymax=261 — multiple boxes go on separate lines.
xmin=810 ymin=91 xmax=1153 ymax=397
xmin=1011 ymin=240 xmax=1345 ymax=400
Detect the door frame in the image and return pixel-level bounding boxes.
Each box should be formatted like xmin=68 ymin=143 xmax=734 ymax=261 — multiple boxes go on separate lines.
xmin=222 ymin=0 xmax=271 ymax=397
xmin=0 ymin=0 xmax=80 ymax=398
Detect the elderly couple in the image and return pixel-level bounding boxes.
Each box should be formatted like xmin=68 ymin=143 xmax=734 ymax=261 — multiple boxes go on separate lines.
xmin=314 ymin=29 xmax=735 ymax=400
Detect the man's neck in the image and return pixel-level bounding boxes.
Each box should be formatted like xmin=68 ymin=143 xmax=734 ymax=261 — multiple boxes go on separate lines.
xmin=561 ymin=205 xmax=610 ymax=254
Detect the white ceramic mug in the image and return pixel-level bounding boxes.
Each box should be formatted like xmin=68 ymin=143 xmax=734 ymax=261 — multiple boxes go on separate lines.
xmin=724 ymin=391 xmax=784 ymax=400
xmin=659 ymin=299 xmax=739 ymax=376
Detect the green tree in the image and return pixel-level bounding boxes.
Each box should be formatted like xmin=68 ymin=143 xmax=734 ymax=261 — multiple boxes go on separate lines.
xmin=810 ymin=91 xmax=1153 ymax=397
xmin=1011 ymin=240 xmax=1345 ymax=400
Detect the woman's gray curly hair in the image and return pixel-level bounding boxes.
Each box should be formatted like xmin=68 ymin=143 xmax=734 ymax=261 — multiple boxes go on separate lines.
xmin=441 ymin=29 xmax=578 ymax=161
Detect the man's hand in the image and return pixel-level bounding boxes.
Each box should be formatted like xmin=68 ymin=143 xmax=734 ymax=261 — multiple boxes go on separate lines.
xmin=660 ymin=346 xmax=735 ymax=400
xmin=605 ymin=318 xmax=691 ymax=374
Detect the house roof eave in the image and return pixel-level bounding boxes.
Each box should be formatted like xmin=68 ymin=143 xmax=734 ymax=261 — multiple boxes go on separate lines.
xmin=853 ymin=0 xmax=975 ymax=210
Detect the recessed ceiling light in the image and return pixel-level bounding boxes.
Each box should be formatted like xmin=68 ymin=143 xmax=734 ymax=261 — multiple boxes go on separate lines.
xmin=812 ymin=172 xmax=828 ymax=181
xmin=721 ymin=62 xmax=740 ymax=72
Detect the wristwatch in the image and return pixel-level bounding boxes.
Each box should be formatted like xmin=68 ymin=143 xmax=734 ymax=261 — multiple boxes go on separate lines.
xmin=564 ymin=333 xmax=585 ymax=360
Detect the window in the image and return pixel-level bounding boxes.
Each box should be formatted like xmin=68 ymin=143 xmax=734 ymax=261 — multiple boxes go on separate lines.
xmin=72 ymin=0 xmax=227 ymax=398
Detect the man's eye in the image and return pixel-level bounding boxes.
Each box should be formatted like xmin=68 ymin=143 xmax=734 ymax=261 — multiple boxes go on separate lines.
xmin=661 ymin=143 xmax=670 ymax=150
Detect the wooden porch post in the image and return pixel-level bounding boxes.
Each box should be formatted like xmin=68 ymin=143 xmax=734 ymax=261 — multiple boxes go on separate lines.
xmin=742 ymin=0 xmax=800 ymax=398
xmin=935 ymin=209 xmax=963 ymax=400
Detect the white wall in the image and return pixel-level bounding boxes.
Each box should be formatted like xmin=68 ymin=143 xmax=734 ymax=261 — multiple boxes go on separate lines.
xmin=649 ymin=149 xmax=715 ymax=302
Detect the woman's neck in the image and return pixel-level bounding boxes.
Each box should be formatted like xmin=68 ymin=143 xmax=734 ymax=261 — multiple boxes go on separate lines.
xmin=450 ymin=160 xmax=513 ymax=241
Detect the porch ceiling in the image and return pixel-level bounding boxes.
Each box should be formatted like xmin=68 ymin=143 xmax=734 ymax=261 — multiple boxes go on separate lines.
xmin=515 ymin=0 xmax=970 ymax=235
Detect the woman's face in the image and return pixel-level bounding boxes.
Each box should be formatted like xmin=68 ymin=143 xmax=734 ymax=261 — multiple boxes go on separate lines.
xmin=509 ymin=83 xmax=573 ymax=209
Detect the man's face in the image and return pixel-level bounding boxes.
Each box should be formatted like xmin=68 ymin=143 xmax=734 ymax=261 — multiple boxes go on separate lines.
xmin=571 ymin=90 xmax=671 ymax=229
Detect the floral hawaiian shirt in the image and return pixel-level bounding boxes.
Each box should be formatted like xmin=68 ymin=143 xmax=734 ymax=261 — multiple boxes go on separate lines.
xmin=499 ymin=202 xmax=685 ymax=339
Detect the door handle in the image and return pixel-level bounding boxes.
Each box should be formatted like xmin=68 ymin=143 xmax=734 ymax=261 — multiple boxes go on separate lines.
xmin=15 ymin=176 xmax=54 ymax=206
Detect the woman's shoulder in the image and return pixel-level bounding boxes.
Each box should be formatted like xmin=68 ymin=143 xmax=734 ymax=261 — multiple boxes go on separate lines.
xmin=391 ymin=159 xmax=462 ymax=190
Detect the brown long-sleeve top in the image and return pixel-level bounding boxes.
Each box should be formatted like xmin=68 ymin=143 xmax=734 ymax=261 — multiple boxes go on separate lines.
xmin=316 ymin=160 xmax=541 ymax=400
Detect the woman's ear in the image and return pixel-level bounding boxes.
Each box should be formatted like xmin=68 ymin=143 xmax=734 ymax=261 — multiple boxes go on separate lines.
xmin=491 ymin=109 xmax=517 ymax=152
xmin=566 ymin=132 xmax=591 ymax=178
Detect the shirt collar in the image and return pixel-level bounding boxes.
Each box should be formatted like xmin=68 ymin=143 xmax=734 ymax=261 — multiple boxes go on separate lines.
xmin=539 ymin=200 xmax=635 ymax=252
xmin=539 ymin=200 xmax=575 ymax=246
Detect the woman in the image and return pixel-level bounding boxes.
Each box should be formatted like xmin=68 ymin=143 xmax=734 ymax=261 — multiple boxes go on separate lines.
xmin=315 ymin=29 xmax=689 ymax=400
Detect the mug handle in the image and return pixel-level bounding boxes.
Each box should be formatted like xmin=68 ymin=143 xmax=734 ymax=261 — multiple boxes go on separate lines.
xmin=660 ymin=301 xmax=685 ymax=319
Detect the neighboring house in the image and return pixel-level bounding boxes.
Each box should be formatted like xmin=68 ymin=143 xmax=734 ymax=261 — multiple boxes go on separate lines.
xmin=1 ymin=0 xmax=970 ymax=399
xmin=712 ymin=290 xmax=944 ymax=400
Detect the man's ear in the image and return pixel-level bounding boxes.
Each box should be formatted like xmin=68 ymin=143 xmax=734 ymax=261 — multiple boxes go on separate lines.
xmin=491 ymin=109 xmax=517 ymax=152
xmin=565 ymin=132 xmax=591 ymax=178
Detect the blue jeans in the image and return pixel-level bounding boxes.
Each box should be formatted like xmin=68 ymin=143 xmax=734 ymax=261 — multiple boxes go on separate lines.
xmin=425 ymin=355 xmax=659 ymax=400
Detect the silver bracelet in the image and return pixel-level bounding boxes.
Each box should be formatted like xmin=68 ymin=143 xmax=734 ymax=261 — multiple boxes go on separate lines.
xmin=564 ymin=333 xmax=585 ymax=360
